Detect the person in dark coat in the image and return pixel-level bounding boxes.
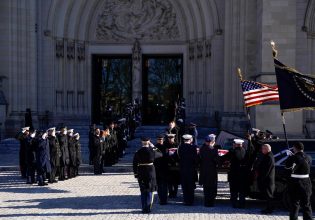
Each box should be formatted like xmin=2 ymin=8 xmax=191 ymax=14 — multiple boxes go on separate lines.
xmin=67 ymin=129 xmax=76 ymax=178
xmin=256 ymin=144 xmax=275 ymax=214
xmin=100 ymin=128 xmax=110 ymax=173
xmin=93 ymin=128 xmax=103 ymax=174
xmin=154 ymin=134 xmax=169 ymax=205
xmin=17 ymin=127 xmax=30 ymax=178
xmin=165 ymin=133 xmax=180 ymax=198
xmin=178 ymin=134 xmax=198 ymax=206
xmin=165 ymin=121 xmax=179 ymax=144
xmin=47 ymin=127 xmax=61 ymax=183
xmin=36 ymin=131 xmax=51 ymax=186
xmin=133 ymin=137 xmax=162 ymax=213
xmin=188 ymin=123 xmax=198 ymax=146
xmin=199 ymin=134 xmax=219 ymax=207
xmin=88 ymin=124 xmax=96 ymax=165
xmin=25 ymin=130 xmax=37 ymax=184
xmin=285 ymin=142 xmax=313 ymax=220
xmin=58 ymin=127 xmax=69 ymax=181
xmin=73 ymin=133 xmax=82 ymax=176
xmin=223 ymin=139 xmax=247 ymax=208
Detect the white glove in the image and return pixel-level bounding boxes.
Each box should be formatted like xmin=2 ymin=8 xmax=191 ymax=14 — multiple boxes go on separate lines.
xmin=285 ymin=150 xmax=293 ymax=156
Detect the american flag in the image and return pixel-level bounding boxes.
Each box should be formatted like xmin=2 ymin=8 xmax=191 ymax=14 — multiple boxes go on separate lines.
xmin=241 ymin=80 xmax=279 ymax=107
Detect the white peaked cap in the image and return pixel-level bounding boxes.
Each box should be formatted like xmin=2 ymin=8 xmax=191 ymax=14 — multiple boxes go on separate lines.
xmin=234 ymin=139 xmax=244 ymax=144
xmin=182 ymin=134 xmax=193 ymax=140
xmin=67 ymin=129 xmax=74 ymax=133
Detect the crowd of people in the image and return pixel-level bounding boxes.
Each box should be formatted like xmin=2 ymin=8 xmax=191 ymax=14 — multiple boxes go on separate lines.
xmin=17 ymin=126 xmax=82 ymax=186
xmin=88 ymin=121 xmax=128 ymax=175
xmin=133 ymin=120 xmax=313 ymax=220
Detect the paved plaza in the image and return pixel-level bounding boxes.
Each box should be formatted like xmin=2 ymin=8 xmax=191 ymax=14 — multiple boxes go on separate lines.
xmin=0 ymin=139 xmax=293 ymax=220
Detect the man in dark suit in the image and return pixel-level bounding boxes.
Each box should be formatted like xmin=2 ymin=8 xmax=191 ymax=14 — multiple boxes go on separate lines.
xmin=256 ymin=144 xmax=275 ymax=214
xmin=133 ymin=137 xmax=162 ymax=213
xmin=199 ymin=134 xmax=219 ymax=207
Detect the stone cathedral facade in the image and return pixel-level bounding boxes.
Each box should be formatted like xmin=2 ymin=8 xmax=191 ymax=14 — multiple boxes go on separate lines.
xmin=1 ymin=0 xmax=315 ymax=138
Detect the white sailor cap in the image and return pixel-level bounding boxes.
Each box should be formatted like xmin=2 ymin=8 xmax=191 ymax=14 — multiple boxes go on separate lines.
xmin=118 ymin=118 xmax=126 ymax=123
xmin=177 ymin=119 xmax=184 ymax=123
xmin=234 ymin=139 xmax=244 ymax=144
xmin=182 ymin=134 xmax=193 ymax=140
xmin=73 ymin=133 xmax=80 ymax=137
xmin=21 ymin=127 xmax=30 ymax=133
xmin=166 ymin=133 xmax=176 ymax=138
xmin=252 ymin=128 xmax=260 ymax=133
xmin=67 ymin=129 xmax=74 ymax=133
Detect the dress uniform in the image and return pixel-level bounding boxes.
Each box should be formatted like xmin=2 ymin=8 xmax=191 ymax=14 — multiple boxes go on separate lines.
xmin=73 ymin=133 xmax=82 ymax=176
xmin=25 ymin=131 xmax=37 ymax=184
xmin=165 ymin=121 xmax=179 ymax=145
xmin=93 ymin=129 xmax=103 ymax=175
xmin=178 ymin=134 xmax=198 ymax=205
xmin=36 ymin=131 xmax=51 ymax=186
xmin=224 ymin=139 xmax=247 ymax=208
xmin=199 ymin=134 xmax=219 ymax=207
xmin=47 ymin=128 xmax=61 ymax=183
xmin=285 ymin=142 xmax=313 ymax=220
xmin=133 ymin=137 xmax=162 ymax=213
xmin=153 ymin=134 xmax=169 ymax=205
xmin=58 ymin=127 xmax=69 ymax=181
xmin=67 ymin=129 xmax=76 ymax=178
xmin=18 ymin=127 xmax=30 ymax=178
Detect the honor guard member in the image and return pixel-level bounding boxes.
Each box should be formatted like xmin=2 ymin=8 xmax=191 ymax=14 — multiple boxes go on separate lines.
xmin=223 ymin=139 xmax=247 ymax=208
xmin=47 ymin=127 xmax=61 ymax=183
xmin=133 ymin=137 xmax=162 ymax=213
xmin=199 ymin=134 xmax=219 ymax=207
xmin=36 ymin=131 xmax=51 ymax=186
xmin=58 ymin=127 xmax=69 ymax=181
xmin=67 ymin=129 xmax=76 ymax=178
xmin=178 ymin=134 xmax=198 ymax=206
xmin=165 ymin=133 xmax=180 ymax=198
xmin=285 ymin=142 xmax=313 ymax=220
xmin=256 ymin=144 xmax=275 ymax=214
xmin=18 ymin=127 xmax=30 ymax=178
xmin=88 ymin=124 xmax=96 ymax=165
xmin=73 ymin=133 xmax=82 ymax=176
xmin=154 ymin=134 xmax=169 ymax=205
xmin=25 ymin=130 xmax=37 ymax=184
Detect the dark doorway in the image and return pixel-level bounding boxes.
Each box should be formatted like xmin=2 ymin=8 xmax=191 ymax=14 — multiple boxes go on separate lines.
xmin=92 ymin=55 xmax=132 ymax=124
xmin=142 ymin=55 xmax=183 ymax=125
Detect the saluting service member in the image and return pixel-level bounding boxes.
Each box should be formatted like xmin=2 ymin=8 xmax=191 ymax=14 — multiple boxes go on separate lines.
xmin=93 ymin=128 xmax=103 ymax=175
xmin=165 ymin=121 xmax=179 ymax=145
xmin=47 ymin=127 xmax=61 ymax=183
xmin=18 ymin=127 xmax=30 ymax=178
xmin=178 ymin=134 xmax=198 ymax=206
xmin=73 ymin=133 xmax=82 ymax=176
xmin=133 ymin=137 xmax=162 ymax=213
xmin=67 ymin=129 xmax=76 ymax=178
xmin=25 ymin=130 xmax=37 ymax=184
xmin=58 ymin=127 xmax=69 ymax=181
xmin=199 ymin=134 xmax=219 ymax=207
xmin=285 ymin=142 xmax=313 ymax=220
xmin=36 ymin=131 xmax=51 ymax=186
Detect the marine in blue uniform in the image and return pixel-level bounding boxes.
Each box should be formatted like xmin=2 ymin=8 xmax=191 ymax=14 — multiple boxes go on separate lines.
xmin=133 ymin=137 xmax=162 ymax=213
xmin=285 ymin=142 xmax=313 ymax=220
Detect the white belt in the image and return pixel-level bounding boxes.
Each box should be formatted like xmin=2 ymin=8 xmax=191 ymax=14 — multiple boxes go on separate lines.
xmin=138 ymin=163 xmax=153 ymax=166
xmin=291 ymin=174 xmax=309 ymax=179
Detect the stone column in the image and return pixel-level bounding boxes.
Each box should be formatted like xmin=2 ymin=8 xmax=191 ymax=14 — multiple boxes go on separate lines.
xmin=132 ymin=40 xmax=142 ymax=101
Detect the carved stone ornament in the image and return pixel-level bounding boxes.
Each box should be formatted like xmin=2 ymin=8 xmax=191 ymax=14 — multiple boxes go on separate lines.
xmin=67 ymin=41 xmax=75 ymax=60
xmin=96 ymin=0 xmax=180 ymax=41
xmin=77 ymin=42 xmax=85 ymax=61
xmin=55 ymin=39 xmax=64 ymax=58
xmin=132 ymin=39 xmax=141 ymax=63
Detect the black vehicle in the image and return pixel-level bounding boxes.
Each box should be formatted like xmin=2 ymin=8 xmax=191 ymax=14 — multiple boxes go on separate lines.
xmin=248 ymin=139 xmax=315 ymax=209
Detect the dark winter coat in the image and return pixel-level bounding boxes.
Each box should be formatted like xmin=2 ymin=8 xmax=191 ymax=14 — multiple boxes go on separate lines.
xmin=58 ymin=134 xmax=69 ymax=166
xmin=36 ymin=138 xmax=51 ymax=173
xmin=199 ymin=144 xmax=219 ymax=187
xmin=256 ymin=151 xmax=275 ymax=199
xmin=48 ymin=136 xmax=61 ymax=167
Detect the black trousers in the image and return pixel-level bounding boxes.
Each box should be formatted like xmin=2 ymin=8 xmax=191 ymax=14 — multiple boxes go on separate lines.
xmin=49 ymin=165 xmax=59 ymax=182
xmin=203 ymin=184 xmax=217 ymax=206
xmin=289 ymin=178 xmax=313 ymax=220
xmin=168 ymin=184 xmax=178 ymax=198
xmin=157 ymin=179 xmax=168 ymax=204
xmin=26 ymin=164 xmax=36 ymax=183
xmin=140 ymin=190 xmax=154 ymax=213
xmin=59 ymin=166 xmax=67 ymax=180
xmin=230 ymin=181 xmax=246 ymax=208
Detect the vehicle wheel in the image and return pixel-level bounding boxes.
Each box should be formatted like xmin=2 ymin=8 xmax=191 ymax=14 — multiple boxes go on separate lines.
xmin=282 ymin=187 xmax=292 ymax=211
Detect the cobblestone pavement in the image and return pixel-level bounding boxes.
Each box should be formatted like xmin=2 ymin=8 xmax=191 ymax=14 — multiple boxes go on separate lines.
xmin=0 ymin=139 xmax=293 ymax=220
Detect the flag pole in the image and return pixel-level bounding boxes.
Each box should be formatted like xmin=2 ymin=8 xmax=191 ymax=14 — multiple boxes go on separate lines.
xmin=271 ymin=40 xmax=289 ymax=148
xmin=237 ymin=68 xmax=252 ymax=133
xmin=281 ymin=112 xmax=290 ymax=149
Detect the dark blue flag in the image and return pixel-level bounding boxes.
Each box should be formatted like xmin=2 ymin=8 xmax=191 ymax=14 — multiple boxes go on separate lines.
xmin=274 ymin=58 xmax=315 ymax=112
